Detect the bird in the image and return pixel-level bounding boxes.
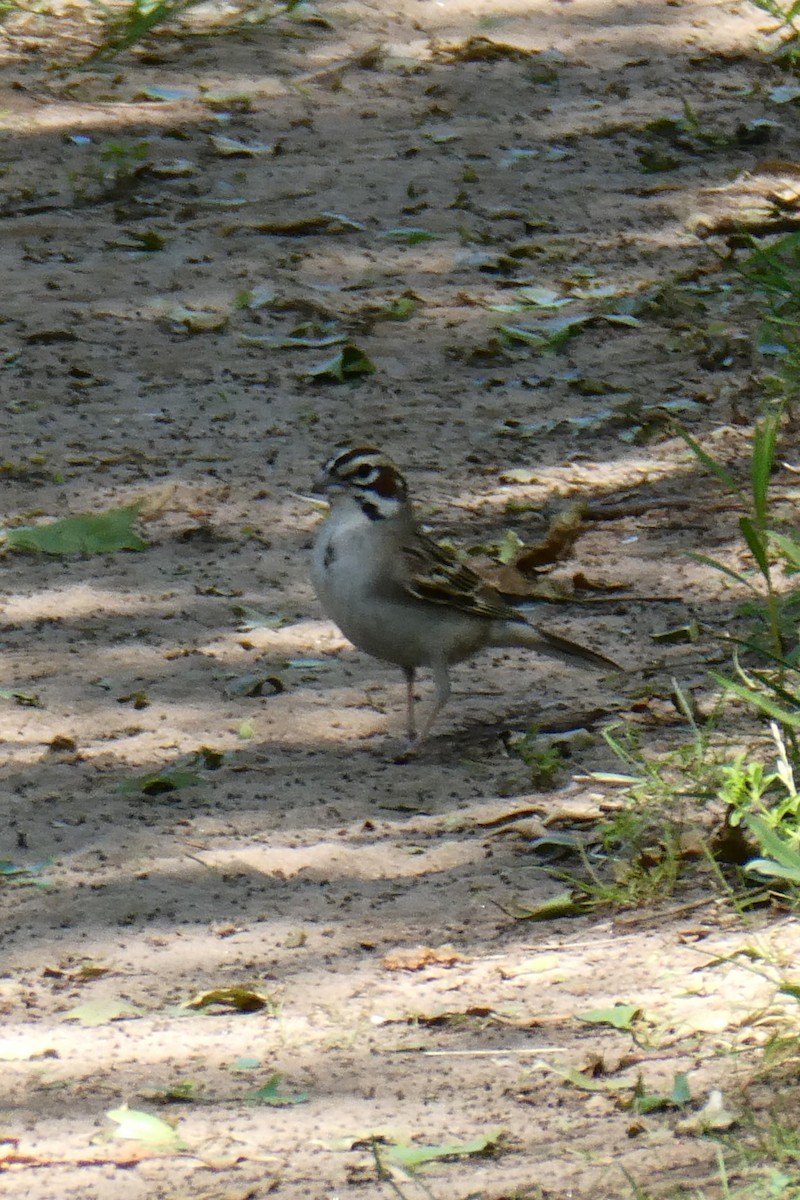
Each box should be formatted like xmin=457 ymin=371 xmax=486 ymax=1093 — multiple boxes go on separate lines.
xmin=310 ymin=445 xmax=618 ymax=746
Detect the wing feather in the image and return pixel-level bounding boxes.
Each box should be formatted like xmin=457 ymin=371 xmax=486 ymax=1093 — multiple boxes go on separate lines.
xmin=401 ymin=532 xmax=522 ymax=623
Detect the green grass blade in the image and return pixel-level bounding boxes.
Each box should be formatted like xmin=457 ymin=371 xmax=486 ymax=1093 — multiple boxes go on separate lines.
xmin=679 ymin=430 xmax=745 ymax=501
xmin=739 ymin=516 xmax=771 ymax=580
xmin=712 ymin=673 xmax=800 ymax=728
xmin=751 ymin=415 xmax=780 ymax=527
xmin=770 ymin=531 xmax=800 ymax=570
xmin=746 ymin=816 xmax=800 ymax=876
xmin=744 ymin=668 xmax=800 ymax=710
xmin=686 ymin=552 xmax=757 ymax=592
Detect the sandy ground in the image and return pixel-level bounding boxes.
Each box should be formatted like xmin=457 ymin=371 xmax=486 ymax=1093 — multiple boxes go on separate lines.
xmin=2 ymin=0 xmax=800 ymax=1195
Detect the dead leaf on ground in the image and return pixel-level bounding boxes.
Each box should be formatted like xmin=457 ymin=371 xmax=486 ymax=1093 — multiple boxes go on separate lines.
xmin=515 ymin=502 xmax=589 ymax=572
xmin=676 ymin=1089 xmax=737 ymax=1134
xmin=496 ymin=890 xmax=592 ymax=921
xmin=478 ymin=564 xmax=574 ymax=599
xmin=372 ymin=1004 xmax=545 ymax=1028
xmin=433 ymin=36 xmax=541 ymax=63
xmin=183 ymin=987 xmax=276 ymax=1014
xmin=382 ymin=945 xmax=466 ymax=971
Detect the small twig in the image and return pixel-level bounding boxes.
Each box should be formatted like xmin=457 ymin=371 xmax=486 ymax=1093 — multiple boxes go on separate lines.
xmin=613 ymin=896 xmax=718 ymax=926
xmin=586 ymin=497 xmax=696 ymax=520
xmin=411 ymin=1046 xmax=570 ymax=1056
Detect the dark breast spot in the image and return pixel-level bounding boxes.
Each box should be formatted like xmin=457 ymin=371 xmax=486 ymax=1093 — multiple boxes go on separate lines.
xmin=360 ymin=500 xmax=381 ymax=522
xmin=324 ymin=543 xmax=336 ymax=568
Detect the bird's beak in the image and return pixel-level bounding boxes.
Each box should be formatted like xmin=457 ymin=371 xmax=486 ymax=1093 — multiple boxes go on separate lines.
xmin=312 ymin=472 xmax=346 ymax=496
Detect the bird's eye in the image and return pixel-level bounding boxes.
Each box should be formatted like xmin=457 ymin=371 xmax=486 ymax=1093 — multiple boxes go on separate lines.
xmin=352 ymin=463 xmax=374 ymax=481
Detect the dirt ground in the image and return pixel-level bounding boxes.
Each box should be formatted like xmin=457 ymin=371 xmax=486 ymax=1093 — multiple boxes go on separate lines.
xmin=2 ymin=0 xmax=800 ymax=1196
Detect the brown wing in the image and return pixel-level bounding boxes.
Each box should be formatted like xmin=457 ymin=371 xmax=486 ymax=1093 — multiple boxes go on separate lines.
xmin=401 ymin=531 xmax=523 ymax=623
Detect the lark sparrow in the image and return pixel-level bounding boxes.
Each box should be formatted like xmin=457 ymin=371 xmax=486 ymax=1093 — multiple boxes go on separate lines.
xmin=311 ymin=446 xmax=618 ymax=744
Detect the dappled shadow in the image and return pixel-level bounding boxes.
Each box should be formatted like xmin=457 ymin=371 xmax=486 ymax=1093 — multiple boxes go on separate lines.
xmin=3 ymin=1 xmax=800 ymax=1195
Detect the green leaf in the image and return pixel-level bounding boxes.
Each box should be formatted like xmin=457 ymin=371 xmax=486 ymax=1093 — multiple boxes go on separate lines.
xmin=380 ymin=296 xmax=416 ymax=320
xmin=0 ymin=689 xmax=42 ymax=707
xmin=0 ymin=858 xmax=50 ymax=878
xmin=106 ymin=1105 xmax=183 ymax=1149
xmin=378 ymin=228 xmax=440 ymax=245
xmin=746 ymin=858 xmax=800 ymax=883
xmin=633 ymin=1073 xmax=691 ymax=1113
xmin=771 ymin=531 xmax=800 ymax=571
xmin=246 ymin=1072 xmax=309 ymax=1106
xmin=712 ymin=673 xmax=800 ymax=728
xmin=500 ymin=889 xmax=590 ymax=921
xmin=637 ymin=147 xmax=680 ymax=173
xmin=514 ymin=285 xmax=571 ymax=308
xmin=602 ymin=313 xmax=642 ymax=327
xmin=117 ymin=767 xmax=204 ymax=795
xmin=3 ymin=504 xmax=147 ymax=555
xmin=651 ymin=622 xmax=700 ymax=645
xmin=226 ymin=674 xmax=284 ymax=697
xmin=498 ymin=323 xmax=546 ymax=348
xmin=231 ymin=606 xmax=287 ymax=630
xmin=739 ymin=516 xmax=771 ymax=578
xmin=108 ymin=229 xmax=167 ymax=252
xmin=387 ymin=1130 xmax=504 ymax=1168
xmin=746 ymin=816 xmax=800 ymax=880
xmin=303 ymin=344 xmax=376 ymax=382
xmin=497 ymin=529 xmax=525 ymax=564
xmin=576 ymin=1003 xmax=640 ymax=1030
xmin=235 ymin=285 xmax=276 ymax=310
xmin=183 ymin=987 xmax=275 ymax=1013
xmin=498 ymin=314 xmax=590 ymax=353
xmin=64 ymin=998 xmax=144 ymax=1026
xmin=769 ymin=84 xmax=800 ymax=103
xmin=538 ymin=1061 xmax=629 ymax=1091
xmin=230 ymin=1056 xmax=262 ymax=1072
xmin=752 ymin=415 xmax=780 ymax=527
xmin=209 ymin=134 xmax=275 ymax=157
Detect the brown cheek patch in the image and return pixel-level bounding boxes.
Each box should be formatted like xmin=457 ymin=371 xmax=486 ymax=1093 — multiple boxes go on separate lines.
xmin=372 ymin=466 xmax=403 ymax=498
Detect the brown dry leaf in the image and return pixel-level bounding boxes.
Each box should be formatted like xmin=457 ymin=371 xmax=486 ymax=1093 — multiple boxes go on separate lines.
xmin=473 ymin=803 xmax=547 ymax=828
xmin=691 ymin=161 xmax=800 ymax=238
xmin=571 ymin=571 xmax=629 ymax=592
xmin=433 ymin=36 xmax=539 ymax=63
xmin=515 ymin=502 xmax=588 ymax=572
xmin=676 ymin=1090 xmax=737 ymax=1134
xmin=373 ymin=1004 xmax=547 ymax=1027
xmin=478 ymin=566 xmax=573 ymax=600
xmin=485 ymin=817 xmax=550 ymax=841
xmin=382 ymin=945 xmax=466 ymax=971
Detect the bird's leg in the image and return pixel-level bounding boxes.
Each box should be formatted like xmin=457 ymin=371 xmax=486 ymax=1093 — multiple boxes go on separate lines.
xmin=403 ymin=667 xmax=417 ymax=741
xmin=414 ymin=660 xmax=451 ymax=745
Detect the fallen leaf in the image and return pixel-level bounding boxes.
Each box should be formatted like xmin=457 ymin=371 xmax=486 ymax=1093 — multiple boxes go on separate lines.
xmin=676 ymin=1089 xmax=737 ymax=1134
xmin=387 ymin=1129 xmax=505 ymax=1168
xmin=303 ymin=344 xmax=376 ymax=382
xmin=183 ymin=987 xmax=276 ymax=1014
xmin=246 ymin=1073 xmax=308 ymax=1106
xmin=64 ymin=998 xmax=144 ymax=1026
xmin=576 ymin=1004 xmax=641 ymax=1030
xmin=382 ymin=945 xmax=465 ymax=971
xmin=2 ymin=505 xmax=146 ymax=555
xmin=106 ymin=1105 xmax=183 ymax=1150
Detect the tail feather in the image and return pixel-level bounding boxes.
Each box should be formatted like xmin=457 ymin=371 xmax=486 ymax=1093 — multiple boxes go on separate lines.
xmin=495 ymin=620 xmax=620 ymax=671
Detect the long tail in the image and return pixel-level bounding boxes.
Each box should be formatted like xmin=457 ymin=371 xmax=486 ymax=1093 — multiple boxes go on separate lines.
xmin=497 ymin=621 xmax=621 ymax=671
